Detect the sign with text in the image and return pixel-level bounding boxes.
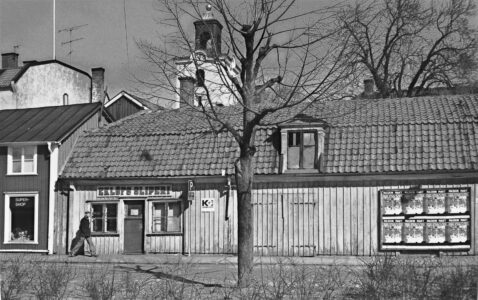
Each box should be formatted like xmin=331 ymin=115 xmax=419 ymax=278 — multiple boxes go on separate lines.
xmin=201 ymin=198 xmax=215 ymax=212
xmin=10 ymin=197 xmax=34 ymax=209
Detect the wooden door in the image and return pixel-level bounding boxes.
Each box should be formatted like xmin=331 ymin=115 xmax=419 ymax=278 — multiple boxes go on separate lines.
xmin=124 ymin=201 xmax=144 ymax=253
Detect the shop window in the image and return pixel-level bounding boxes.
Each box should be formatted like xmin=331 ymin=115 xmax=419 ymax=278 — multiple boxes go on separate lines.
xmin=287 ymin=131 xmax=316 ymax=169
xmin=7 ymin=145 xmax=37 ymax=175
xmin=152 ymin=201 xmax=182 ymax=233
xmin=4 ymin=193 xmax=38 ymax=244
xmin=91 ymin=203 xmax=117 ymax=233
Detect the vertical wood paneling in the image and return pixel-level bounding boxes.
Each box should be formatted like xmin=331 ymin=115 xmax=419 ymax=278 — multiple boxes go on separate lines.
xmin=363 ymin=186 xmax=371 ymax=255
xmin=336 ymin=187 xmax=344 ymax=255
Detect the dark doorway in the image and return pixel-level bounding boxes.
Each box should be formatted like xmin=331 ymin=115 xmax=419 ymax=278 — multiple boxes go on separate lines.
xmin=124 ymin=201 xmax=144 ymax=253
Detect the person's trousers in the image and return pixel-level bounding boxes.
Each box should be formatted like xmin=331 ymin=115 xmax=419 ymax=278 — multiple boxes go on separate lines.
xmin=70 ymin=236 xmax=96 ymax=256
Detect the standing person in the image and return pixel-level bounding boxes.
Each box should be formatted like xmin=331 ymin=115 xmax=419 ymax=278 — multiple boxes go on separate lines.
xmin=69 ymin=211 xmax=97 ymax=257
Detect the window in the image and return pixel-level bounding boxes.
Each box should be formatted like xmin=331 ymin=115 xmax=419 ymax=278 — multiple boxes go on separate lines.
xmin=287 ymin=131 xmax=316 ymax=169
xmin=152 ymin=201 xmax=182 ymax=233
xmin=8 ymin=145 xmax=37 ymax=175
xmin=4 ymin=193 xmax=38 ymax=244
xmin=91 ymin=203 xmax=117 ymax=233
xmin=196 ymin=69 xmax=205 ymax=87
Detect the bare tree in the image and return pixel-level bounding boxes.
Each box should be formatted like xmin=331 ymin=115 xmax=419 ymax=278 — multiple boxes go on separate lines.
xmin=137 ymin=0 xmax=352 ymax=284
xmin=337 ymin=0 xmax=477 ymax=98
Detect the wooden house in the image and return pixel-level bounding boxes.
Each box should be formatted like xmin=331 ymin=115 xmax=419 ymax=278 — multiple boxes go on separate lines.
xmin=60 ymin=94 xmax=478 ymax=256
xmin=0 ymin=103 xmax=108 ymax=254
xmin=104 ymin=91 xmax=163 ymax=121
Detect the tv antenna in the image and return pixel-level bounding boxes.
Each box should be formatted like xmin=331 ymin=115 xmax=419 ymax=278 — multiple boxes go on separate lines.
xmin=58 ymin=24 xmax=88 ymax=63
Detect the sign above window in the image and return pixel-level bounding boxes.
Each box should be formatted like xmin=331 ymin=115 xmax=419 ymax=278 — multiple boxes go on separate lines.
xmin=98 ymin=186 xmax=172 ymax=197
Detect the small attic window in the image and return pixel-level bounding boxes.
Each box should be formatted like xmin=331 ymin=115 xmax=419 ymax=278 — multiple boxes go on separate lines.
xmin=279 ymin=116 xmax=326 ymax=173
xmin=63 ymin=93 xmax=69 ymax=105
xmin=287 ymin=131 xmax=316 ymax=169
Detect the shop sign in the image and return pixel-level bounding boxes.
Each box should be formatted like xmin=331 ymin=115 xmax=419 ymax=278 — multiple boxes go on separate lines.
xmin=201 ymin=198 xmax=215 ymax=212
xmin=98 ymin=185 xmax=171 ymax=197
xmin=10 ymin=197 xmax=34 ymax=209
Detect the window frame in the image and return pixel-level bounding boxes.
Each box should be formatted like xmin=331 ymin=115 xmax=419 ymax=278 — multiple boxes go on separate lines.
xmin=150 ymin=199 xmax=183 ymax=234
xmin=3 ymin=192 xmax=39 ymax=244
xmin=287 ymin=130 xmax=317 ymax=170
xmin=90 ymin=203 xmax=118 ymax=234
xmin=7 ymin=145 xmax=37 ymax=175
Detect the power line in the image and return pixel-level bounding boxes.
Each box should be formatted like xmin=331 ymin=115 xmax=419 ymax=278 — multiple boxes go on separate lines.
xmin=58 ymin=24 xmax=88 ymax=63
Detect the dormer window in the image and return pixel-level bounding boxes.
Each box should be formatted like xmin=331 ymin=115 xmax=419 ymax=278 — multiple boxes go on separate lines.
xmin=287 ymin=131 xmax=316 ymax=169
xmin=199 ymin=31 xmax=212 ymax=50
xmin=279 ymin=115 xmax=326 ymax=173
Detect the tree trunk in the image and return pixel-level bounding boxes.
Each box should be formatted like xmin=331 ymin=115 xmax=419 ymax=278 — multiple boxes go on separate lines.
xmin=235 ymin=154 xmax=254 ymax=286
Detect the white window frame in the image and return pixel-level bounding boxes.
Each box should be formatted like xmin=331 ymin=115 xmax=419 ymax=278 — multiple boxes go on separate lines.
xmin=280 ymin=127 xmax=325 ymax=173
xmin=4 ymin=192 xmax=39 ymax=244
xmin=7 ymin=145 xmax=37 ymax=175
xmin=150 ymin=200 xmax=183 ymax=234
xmin=90 ymin=203 xmax=118 ymax=233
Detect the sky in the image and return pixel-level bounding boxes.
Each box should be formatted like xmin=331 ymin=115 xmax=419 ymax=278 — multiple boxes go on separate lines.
xmin=0 ymin=0 xmax=324 ymax=103
xmin=0 ymin=0 xmax=162 ymax=99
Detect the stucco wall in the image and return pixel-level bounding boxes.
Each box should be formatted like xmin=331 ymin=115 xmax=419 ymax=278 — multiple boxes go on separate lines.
xmin=14 ymin=63 xmax=91 ymax=108
xmin=0 ymin=91 xmax=14 ymax=109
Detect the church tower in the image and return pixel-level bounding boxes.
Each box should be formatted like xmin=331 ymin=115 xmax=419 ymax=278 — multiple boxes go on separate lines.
xmin=193 ymin=5 xmax=223 ymax=58
xmin=175 ymin=5 xmax=239 ymax=109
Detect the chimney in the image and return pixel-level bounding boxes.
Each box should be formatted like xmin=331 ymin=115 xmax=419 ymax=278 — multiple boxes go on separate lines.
xmin=91 ymin=67 xmax=105 ymax=103
xmin=363 ymin=79 xmax=374 ymax=96
xmin=2 ymin=53 xmax=19 ymax=69
xmin=179 ymin=77 xmax=196 ymax=107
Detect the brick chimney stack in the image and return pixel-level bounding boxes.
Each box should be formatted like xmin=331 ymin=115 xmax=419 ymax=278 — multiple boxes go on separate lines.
xmin=2 ymin=53 xmax=19 ymax=69
xmin=364 ymin=79 xmax=374 ymax=95
xmin=179 ymin=77 xmax=196 ymax=107
xmin=91 ymin=67 xmax=105 ymax=103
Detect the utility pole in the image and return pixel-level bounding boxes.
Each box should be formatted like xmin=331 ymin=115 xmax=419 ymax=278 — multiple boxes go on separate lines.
xmin=58 ymin=24 xmax=88 ymax=63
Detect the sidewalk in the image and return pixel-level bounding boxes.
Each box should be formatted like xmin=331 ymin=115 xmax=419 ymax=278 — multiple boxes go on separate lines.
xmin=1 ymin=252 xmax=477 ymax=266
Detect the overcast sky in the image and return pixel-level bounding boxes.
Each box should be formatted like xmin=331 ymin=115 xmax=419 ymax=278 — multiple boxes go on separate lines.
xmin=0 ymin=0 xmax=162 ymax=98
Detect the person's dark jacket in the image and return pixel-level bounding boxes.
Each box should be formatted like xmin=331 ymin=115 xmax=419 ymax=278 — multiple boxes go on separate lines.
xmin=79 ymin=216 xmax=91 ymax=238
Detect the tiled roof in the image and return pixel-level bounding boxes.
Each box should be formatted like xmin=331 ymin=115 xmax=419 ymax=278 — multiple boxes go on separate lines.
xmin=0 ymin=68 xmax=22 ymax=88
xmin=61 ymin=94 xmax=478 ymax=179
xmin=0 ymin=103 xmax=101 ymax=143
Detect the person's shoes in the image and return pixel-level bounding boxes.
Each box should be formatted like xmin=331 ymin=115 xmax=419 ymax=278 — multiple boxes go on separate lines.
xmin=91 ymin=254 xmax=98 ymax=257
xmin=68 ymin=253 xmax=75 ymax=257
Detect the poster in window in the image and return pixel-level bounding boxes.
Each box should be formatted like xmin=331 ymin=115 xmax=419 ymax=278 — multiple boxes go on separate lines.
xmin=424 ymin=221 xmax=446 ymax=243
xmin=402 ymin=192 xmax=424 ymax=215
xmin=446 ymin=220 xmax=469 ymax=243
xmin=446 ymin=192 xmax=468 ymax=214
xmin=382 ymin=221 xmax=403 ymax=243
xmin=424 ymin=191 xmax=446 ymax=214
xmin=402 ymin=221 xmax=425 ymax=243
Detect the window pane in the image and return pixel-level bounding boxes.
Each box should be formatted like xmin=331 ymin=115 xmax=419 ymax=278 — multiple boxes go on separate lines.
xmin=303 ymin=145 xmax=316 ymax=169
xmin=167 ymin=202 xmax=181 ymax=232
xmin=106 ymin=204 xmax=117 ymax=217
xmin=287 ymin=147 xmax=300 ymax=169
xmin=92 ymin=205 xmax=103 ymax=232
xmin=288 ymin=132 xmax=301 ymax=146
xmin=303 ymin=133 xmax=315 ymax=146
xmin=153 ymin=203 xmax=165 ymax=232
xmin=23 ymin=160 xmax=34 ymax=173
xmin=93 ymin=219 xmax=103 ymax=232
xmin=12 ymin=147 xmax=22 ymax=160
xmin=107 ymin=218 xmax=117 ymax=232
xmin=12 ymin=160 xmax=22 ymax=173
xmin=10 ymin=197 xmax=35 ymax=241
xmin=24 ymin=146 xmax=35 ymax=160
